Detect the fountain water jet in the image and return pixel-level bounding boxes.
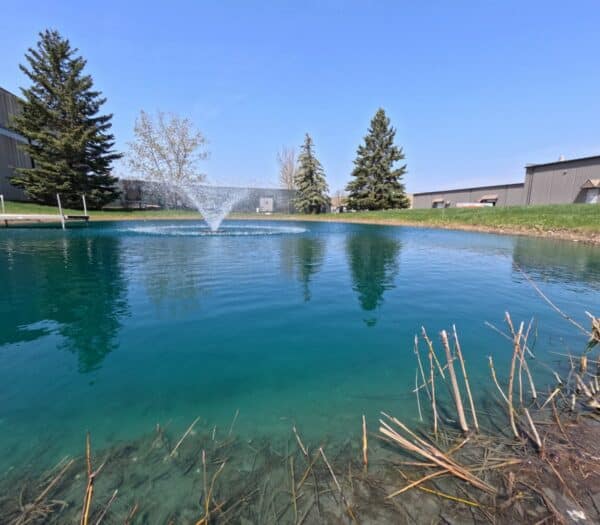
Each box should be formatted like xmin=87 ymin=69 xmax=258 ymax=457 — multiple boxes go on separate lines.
xmin=121 ymin=178 xmax=248 ymax=232
xmin=180 ymin=184 xmax=248 ymax=231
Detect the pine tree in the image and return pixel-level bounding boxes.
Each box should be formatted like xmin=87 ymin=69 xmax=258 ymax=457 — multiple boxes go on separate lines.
xmin=293 ymin=134 xmax=330 ymax=214
xmin=10 ymin=30 xmax=121 ymax=209
xmin=346 ymin=108 xmax=409 ymax=210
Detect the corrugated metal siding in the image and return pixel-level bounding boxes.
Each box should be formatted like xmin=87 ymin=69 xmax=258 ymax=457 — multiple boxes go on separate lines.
xmin=412 ymin=184 xmax=524 ymax=209
xmin=0 ymin=135 xmax=28 ymax=200
xmin=0 ymin=88 xmax=30 ymax=200
xmin=0 ymin=88 xmax=22 ymax=129
xmin=524 ymin=158 xmax=600 ymax=204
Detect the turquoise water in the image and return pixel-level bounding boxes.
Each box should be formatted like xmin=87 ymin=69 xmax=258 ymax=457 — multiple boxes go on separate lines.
xmin=1 ymin=220 xmax=599 ymax=473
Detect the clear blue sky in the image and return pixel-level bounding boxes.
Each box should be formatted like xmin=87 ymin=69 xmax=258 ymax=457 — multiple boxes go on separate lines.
xmin=1 ymin=1 xmax=599 ymax=193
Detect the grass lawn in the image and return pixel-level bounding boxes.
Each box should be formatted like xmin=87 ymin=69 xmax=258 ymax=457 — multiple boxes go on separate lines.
xmin=318 ymin=204 xmax=600 ymax=233
xmin=2 ymin=200 xmax=599 ymax=236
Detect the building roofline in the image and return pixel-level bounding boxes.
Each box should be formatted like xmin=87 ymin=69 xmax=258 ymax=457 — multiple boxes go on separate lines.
xmin=413 ymin=182 xmax=524 ymax=197
xmin=0 ymin=86 xmax=21 ymax=99
xmin=525 ymin=154 xmax=600 ymax=169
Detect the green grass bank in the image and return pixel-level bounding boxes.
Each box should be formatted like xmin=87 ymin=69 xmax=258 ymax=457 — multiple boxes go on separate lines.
xmin=3 ymin=201 xmax=599 ymax=243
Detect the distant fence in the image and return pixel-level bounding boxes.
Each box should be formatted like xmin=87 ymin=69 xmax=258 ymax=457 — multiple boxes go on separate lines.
xmin=115 ymin=179 xmax=298 ymax=213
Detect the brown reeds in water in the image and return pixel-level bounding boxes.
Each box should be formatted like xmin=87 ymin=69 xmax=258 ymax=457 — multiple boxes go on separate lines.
xmin=168 ymin=416 xmax=200 ymax=459
xmin=452 ymin=325 xmax=479 ymax=432
xmin=362 ymin=414 xmax=368 ymax=470
xmin=2 ymin=310 xmax=599 ymax=524
xmin=440 ymin=330 xmax=469 ymax=434
xmin=80 ymin=432 xmax=106 ymax=525
xmin=379 ymin=412 xmax=495 ymax=494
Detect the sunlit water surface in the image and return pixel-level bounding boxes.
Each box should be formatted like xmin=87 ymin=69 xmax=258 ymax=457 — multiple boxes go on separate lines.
xmin=1 ymin=220 xmax=599 ymax=473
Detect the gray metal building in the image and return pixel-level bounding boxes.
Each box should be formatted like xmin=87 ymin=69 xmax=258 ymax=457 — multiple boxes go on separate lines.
xmin=412 ymin=182 xmax=524 ymax=209
xmin=524 ymin=155 xmax=600 ymax=205
xmin=413 ymin=155 xmax=600 ymax=208
xmin=0 ymin=87 xmax=31 ymax=200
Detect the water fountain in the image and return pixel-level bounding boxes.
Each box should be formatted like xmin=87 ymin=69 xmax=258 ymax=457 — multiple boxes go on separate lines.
xmin=121 ymin=177 xmax=249 ymax=232
xmin=120 ymin=177 xmax=304 ymax=236
xmin=180 ymin=183 xmax=248 ymax=232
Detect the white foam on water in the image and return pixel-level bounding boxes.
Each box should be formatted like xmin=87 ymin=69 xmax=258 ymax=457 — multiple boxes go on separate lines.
xmin=123 ymin=224 xmax=307 ymax=237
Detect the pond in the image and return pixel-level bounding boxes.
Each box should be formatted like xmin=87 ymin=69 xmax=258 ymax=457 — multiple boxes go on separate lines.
xmin=1 ymin=220 xmax=599 ymax=475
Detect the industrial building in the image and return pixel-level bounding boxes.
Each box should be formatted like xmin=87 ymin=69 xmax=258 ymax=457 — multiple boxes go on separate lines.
xmin=412 ymin=155 xmax=600 ymax=208
xmin=0 ymin=87 xmax=31 ymax=200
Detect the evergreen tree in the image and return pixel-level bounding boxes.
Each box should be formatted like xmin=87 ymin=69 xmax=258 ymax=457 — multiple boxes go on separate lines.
xmin=11 ymin=30 xmax=121 ymax=208
xmin=293 ymin=134 xmax=330 ymax=214
xmin=346 ymin=108 xmax=409 ymax=210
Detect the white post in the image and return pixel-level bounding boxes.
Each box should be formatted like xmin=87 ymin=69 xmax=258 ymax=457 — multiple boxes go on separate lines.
xmin=0 ymin=194 xmax=4 ymax=214
xmin=82 ymin=194 xmax=87 ymax=216
xmin=56 ymin=193 xmax=65 ymax=230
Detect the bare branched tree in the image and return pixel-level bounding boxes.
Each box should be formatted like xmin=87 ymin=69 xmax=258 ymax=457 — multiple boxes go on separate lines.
xmin=277 ymin=146 xmax=297 ymax=190
xmin=127 ymin=110 xmax=208 ymax=184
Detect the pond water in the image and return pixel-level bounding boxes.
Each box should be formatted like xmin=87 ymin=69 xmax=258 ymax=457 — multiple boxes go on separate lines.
xmin=1 ymin=220 xmax=599 ymax=474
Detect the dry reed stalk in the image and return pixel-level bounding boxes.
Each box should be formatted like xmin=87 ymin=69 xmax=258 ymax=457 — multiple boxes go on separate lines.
xmin=488 ymin=355 xmax=509 ymax=404
xmin=202 ymin=450 xmax=208 ymax=521
xmin=228 ymin=409 xmax=239 ymax=436
xmin=414 ymin=335 xmax=431 ymax=400
xmin=296 ymin=452 xmax=320 ymax=490
xmin=290 ymin=456 xmax=297 ymax=524
xmin=485 ymin=320 xmax=536 ymax=358
xmin=517 ymin=320 xmax=538 ymax=401
xmin=387 ymin=469 xmax=447 ymax=498
xmin=523 ymin=408 xmax=542 ymax=450
xmin=379 ymin=413 xmax=496 ymax=494
xmin=506 ymin=316 xmax=524 ymax=439
xmin=550 ymin=397 xmax=568 ymax=439
xmin=93 ymin=489 xmax=118 ymax=525
xmin=412 ymin=356 xmax=459 ymax=393
xmin=413 ymin=483 xmax=481 ymax=507
xmin=292 ymin=426 xmax=309 ymax=457
xmin=546 ymin=460 xmax=582 ymax=508
xmin=415 ymin=368 xmax=423 ymax=422
xmin=197 ymin=450 xmax=227 ymax=525
xmin=81 ymin=433 xmax=94 ymax=525
xmin=575 ymin=374 xmax=593 ymax=398
xmin=429 ymin=348 xmax=438 ymax=439
xmin=34 ymin=458 xmax=74 ymax=506
xmin=124 ymin=503 xmax=138 ymax=525
xmin=440 ymin=330 xmax=469 ymax=434
xmin=362 ymin=415 xmax=368 ymax=469
xmin=540 ymin=388 xmax=560 ymax=410
xmin=318 ymin=447 xmax=357 ymax=523
xmin=396 ymin=469 xmax=481 ymax=508
xmin=452 ymin=325 xmax=479 ymax=432
xmin=421 ymin=327 xmax=446 ymax=379
xmin=521 ymin=353 xmax=538 ymax=401
xmin=168 ymin=416 xmax=200 ymax=459
xmin=581 ymin=355 xmax=588 ymax=374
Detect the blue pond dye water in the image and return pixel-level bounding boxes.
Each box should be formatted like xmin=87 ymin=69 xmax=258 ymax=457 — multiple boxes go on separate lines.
xmin=0 ymin=220 xmax=599 ymax=472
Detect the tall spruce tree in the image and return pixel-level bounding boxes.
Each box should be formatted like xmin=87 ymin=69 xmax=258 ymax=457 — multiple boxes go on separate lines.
xmin=293 ymin=134 xmax=330 ymax=214
xmin=11 ymin=30 xmax=121 ymax=208
xmin=346 ymin=108 xmax=409 ymax=210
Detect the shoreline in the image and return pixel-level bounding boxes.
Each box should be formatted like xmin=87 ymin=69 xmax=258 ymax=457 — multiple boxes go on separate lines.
xmin=88 ymin=212 xmax=600 ymax=245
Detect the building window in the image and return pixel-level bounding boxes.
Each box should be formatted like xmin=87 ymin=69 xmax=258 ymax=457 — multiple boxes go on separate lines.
xmin=584 ymin=188 xmax=599 ymax=204
xmin=479 ymin=194 xmax=498 ymax=206
xmin=581 ymin=179 xmax=600 ymax=204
